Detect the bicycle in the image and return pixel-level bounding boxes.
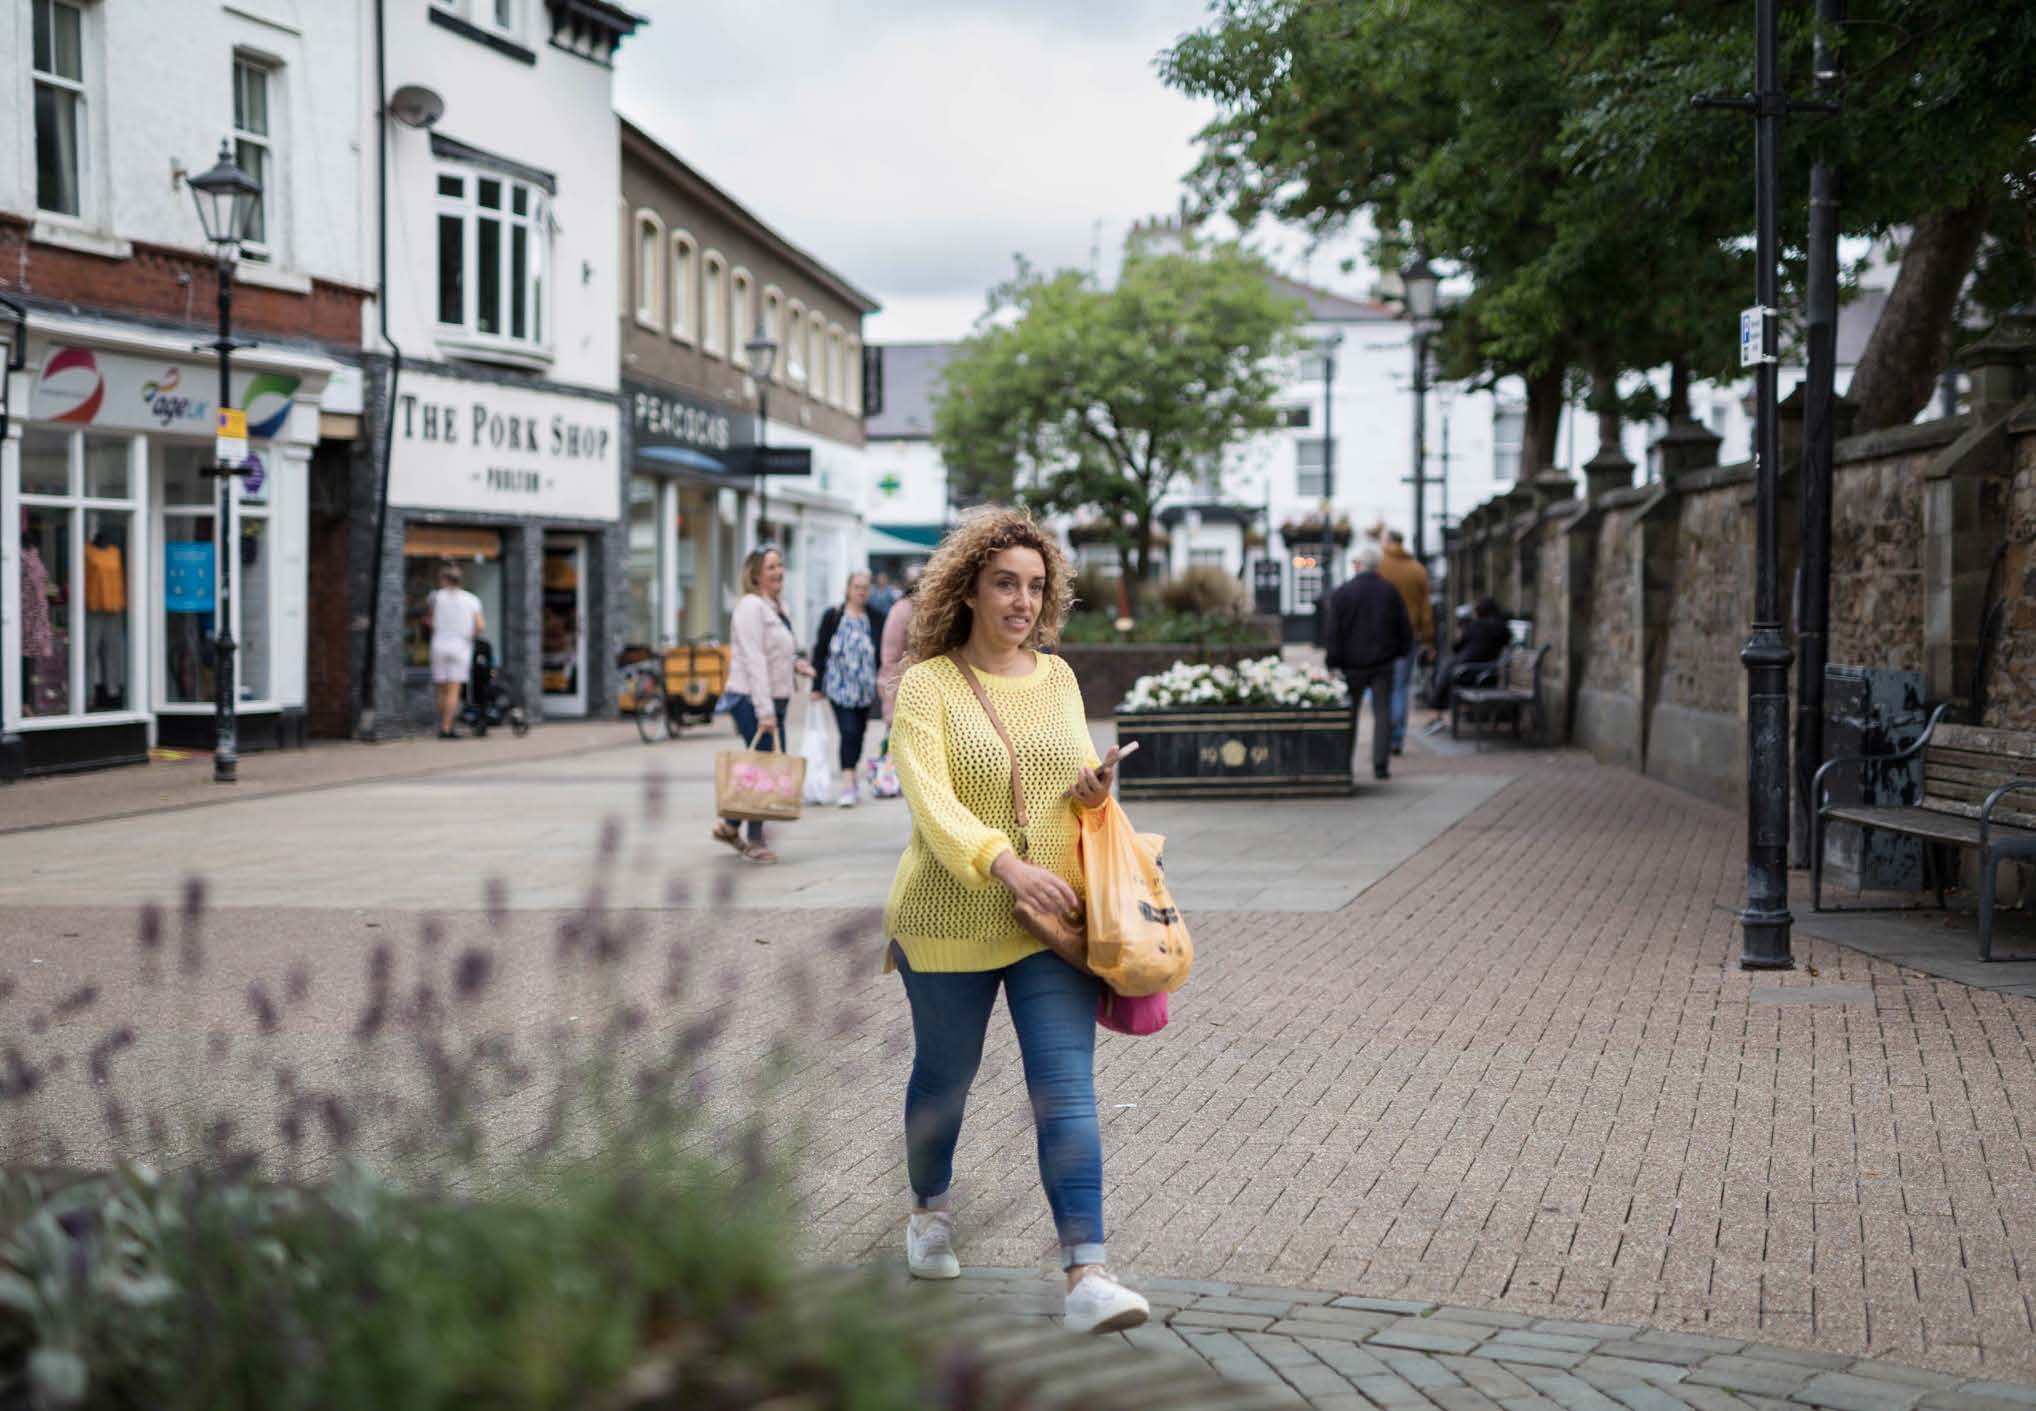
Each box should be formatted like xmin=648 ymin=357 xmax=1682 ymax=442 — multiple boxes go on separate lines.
xmin=618 ymin=639 xmax=728 ymax=745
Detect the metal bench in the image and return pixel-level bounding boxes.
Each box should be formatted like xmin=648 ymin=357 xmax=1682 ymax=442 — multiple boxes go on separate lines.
xmin=1811 ymin=706 xmax=2036 ymax=960
xmin=1451 ymin=643 xmax=1549 ymax=746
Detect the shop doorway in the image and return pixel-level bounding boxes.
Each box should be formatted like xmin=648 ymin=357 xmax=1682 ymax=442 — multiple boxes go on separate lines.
xmin=541 ymin=534 xmax=587 ymax=717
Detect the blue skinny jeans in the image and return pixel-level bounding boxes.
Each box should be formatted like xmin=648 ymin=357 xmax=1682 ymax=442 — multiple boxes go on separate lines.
xmin=892 ymin=944 xmax=1105 ymax=1269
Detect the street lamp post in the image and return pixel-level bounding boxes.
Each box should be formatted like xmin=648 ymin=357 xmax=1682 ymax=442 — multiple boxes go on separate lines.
xmin=188 ymin=140 xmax=262 ymax=785
xmin=1696 ymin=0 xmax=1834 ymax=969
xmin=745 ymin=321 xmax=779 ymax=546
xmin=1401 ymin=255 xmax=1440 ymax=565
xmin=1318 ymin=331 xmax=1343 ymax=601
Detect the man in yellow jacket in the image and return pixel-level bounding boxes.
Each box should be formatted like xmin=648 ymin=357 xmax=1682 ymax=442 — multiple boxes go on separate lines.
xmin=1375 ymin=531 xmax=1433 ymax=756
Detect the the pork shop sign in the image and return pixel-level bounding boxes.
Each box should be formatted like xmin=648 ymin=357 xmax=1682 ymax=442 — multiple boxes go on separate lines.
xmin=387 ymin=370 xmax=620 ymax=520
xmin=627 ymin=379 xmax=752 ymax=466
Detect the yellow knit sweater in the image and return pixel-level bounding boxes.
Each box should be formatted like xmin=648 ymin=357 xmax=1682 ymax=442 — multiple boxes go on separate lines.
xmin=885 ymin=651 xmax=1101 ymax=972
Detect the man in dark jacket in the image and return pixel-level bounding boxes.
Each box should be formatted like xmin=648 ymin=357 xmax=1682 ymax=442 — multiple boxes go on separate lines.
xmin=1323 ymin=540 xmax=1413 ymax=781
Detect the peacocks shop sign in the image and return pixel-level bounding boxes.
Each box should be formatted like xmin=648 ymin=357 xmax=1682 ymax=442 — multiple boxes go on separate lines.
xmin=387 ymin=369 xmax=620 ymax=521
xmin=627 ymin=379 xmax=811 ymax=479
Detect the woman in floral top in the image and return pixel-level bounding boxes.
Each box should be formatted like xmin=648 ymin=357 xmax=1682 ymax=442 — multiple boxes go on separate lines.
xmin=810 ymin=569 xmax=887 ymax=807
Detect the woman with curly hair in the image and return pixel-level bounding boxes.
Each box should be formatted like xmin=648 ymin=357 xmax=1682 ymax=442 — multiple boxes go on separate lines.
xmin=884 ymin=506 xmax=1149 ymax=1334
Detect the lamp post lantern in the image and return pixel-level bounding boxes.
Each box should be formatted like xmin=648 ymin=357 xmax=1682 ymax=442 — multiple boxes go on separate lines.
xmin=188 ymin=140 xmax=262 ymax=784
xmin=744 ymin=321 xmax=778 ymax=546
xmin=1401 ymin=254 xmax=1440 ymax=565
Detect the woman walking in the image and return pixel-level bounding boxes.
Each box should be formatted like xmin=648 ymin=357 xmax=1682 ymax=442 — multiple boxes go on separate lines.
xmin=810 ymin=569 xmax=887 ymax=807
xmin=423 ymin=563 xmax=484 ymax=739
xmin=713 ymin=544 xmax=812 ymax=863
xmin=885 ymin=507 xmax=1149 ymax=1334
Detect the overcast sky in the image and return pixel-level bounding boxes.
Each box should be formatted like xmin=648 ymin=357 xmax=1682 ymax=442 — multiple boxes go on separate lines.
xmin=612 ymin=0 xmax=1375 ymax=344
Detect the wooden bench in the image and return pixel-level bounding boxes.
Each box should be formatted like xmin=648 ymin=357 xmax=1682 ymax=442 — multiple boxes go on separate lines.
xmin=1811 ymin=708 xmax=2036 ymax=960
xmin=1451 ymin=643 xmax=1549 ymax=746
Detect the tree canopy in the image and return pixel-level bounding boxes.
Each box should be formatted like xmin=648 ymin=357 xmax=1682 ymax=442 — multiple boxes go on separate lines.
xmin=1160 ymin=0 xmax=2036 ymax=445
xmin=931 ymin=238 xmax=1305 ymax=583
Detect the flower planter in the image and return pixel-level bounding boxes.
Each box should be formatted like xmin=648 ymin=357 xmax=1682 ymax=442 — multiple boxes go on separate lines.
xmin=1115 ymin=704 xmax=1356 ymax=799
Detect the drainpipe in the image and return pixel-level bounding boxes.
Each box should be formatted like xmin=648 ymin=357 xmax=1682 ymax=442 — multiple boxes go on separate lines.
xmin=357 ymin=0 xmax=403 ymax=737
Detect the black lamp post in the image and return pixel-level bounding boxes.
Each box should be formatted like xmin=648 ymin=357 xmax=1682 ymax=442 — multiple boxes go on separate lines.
xmin=744 ymin=321 xmax=778 ymax=545
xmin=188 ymin=140 xmax=262 ymax=785
xmin=1317 ymin=331 xmax=1343 ymax=601
xmin=1401 ymin=254 xmax=1440 ymax=565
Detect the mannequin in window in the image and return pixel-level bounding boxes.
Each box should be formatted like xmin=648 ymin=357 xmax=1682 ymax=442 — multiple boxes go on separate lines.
xmin=20 ymin=531 xmax=54 ymax=714
xmin=86 ymin=525 xmax=127 ymax=711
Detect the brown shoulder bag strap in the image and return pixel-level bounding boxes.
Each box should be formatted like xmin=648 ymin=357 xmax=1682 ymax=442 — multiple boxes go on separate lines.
xmin=947 ymin=651 xmax=1029 ymax=857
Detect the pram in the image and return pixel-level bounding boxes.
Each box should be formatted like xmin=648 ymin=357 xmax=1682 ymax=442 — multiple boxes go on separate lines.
xmin=462 ymin=638 xmax=530 ymax=738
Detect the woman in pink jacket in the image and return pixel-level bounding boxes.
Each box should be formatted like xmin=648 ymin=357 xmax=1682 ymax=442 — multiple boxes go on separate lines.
xmin=712 ymin=545 xmax=813 ymax=863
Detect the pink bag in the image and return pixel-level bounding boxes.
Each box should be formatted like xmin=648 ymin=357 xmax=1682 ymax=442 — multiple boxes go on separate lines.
xmin=1097 ymin=989 xmax=1168 ymax=1036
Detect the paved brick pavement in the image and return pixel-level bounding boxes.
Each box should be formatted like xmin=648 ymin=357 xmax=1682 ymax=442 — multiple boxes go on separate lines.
xmin=5 ymin=735 xmax=2036 ymax=1407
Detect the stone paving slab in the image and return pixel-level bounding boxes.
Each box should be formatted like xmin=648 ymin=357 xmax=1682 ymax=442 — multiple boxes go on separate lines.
xmin=898 ymin=1272 xmax=2036 ymax=1411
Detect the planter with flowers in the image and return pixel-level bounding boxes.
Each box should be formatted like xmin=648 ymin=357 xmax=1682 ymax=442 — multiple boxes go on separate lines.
xmin=1114 ymin=656 xmax=1355 ymax=799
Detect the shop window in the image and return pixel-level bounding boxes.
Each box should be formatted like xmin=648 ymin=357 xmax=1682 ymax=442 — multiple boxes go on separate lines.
xmin=627 ymin=475 xmax=661 ymax=646
xmin=435 ymin=164 xmax=550 ymax=356
xmin=238 ymin=477 xmax=272 ymax=702
xmin=162 ymin=446 xmax=217 ymax=707
xmin=402 ymin=527 xmax=504 ymax=670
xmin=20 ymin=429 xmax=138 ymax=720
xmin=32 ymin=0 xmax=86 ymax=219
xmin=670 ymin=231 xmax=697 ymax=343
xmin=701 ymin=250 xmax=727 ymax=357
xmin=633 ymin=208 xmax=663 ymax=328
xmin=232 ymin=55 xmax=277 ymax=258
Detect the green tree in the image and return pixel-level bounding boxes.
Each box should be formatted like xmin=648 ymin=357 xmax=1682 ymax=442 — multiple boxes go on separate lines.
xmin=932 ymin=238 xmax=1304 ymax=584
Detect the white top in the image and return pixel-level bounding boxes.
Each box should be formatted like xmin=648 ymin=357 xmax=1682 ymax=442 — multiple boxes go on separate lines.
xmin=428 ymin=588 xmax=483 ymax=649
xmin=724 ymin=593 xmax=797 ymax=703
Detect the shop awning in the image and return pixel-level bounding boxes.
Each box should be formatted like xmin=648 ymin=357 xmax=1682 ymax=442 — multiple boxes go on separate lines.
xmin=637 ymin=444 xmax=737 ymax=477
xmin=868 ymin=523 xmax=946 ymax=556
xmin=404 ymin=526 xmax=503 ymax=559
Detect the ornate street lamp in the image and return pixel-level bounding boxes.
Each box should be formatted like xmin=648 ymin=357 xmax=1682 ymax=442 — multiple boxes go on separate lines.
xmin=188 ymin=140 xmax=262 ymax=784
xmin=1401 ymin=254 xmax=1440 ymax=565
xmin=744 ymin=321 xmax=779 ymax=544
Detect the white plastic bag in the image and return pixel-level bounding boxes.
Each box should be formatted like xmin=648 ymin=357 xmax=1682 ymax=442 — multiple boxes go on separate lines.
xmin=800 ymin=715 xmax=837 ymax=805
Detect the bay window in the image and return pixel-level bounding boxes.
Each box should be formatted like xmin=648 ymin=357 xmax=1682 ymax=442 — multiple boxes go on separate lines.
xmin=435 ymin=167 xmax=550 ymax=355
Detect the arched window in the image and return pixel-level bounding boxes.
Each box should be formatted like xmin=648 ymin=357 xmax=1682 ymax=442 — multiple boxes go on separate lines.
xmin=827 ymin=324 xmax=846 ymax=409
xmin=762 ymin=285 xmax=783 ymax=371
xmin=784 ymin=299 xmax=807 ymax=385
xmin=731 ymin=267 xmax=755 ymax=354
xmin=701 ymin=249 xmax=727 ymax=357
xmin=670 ymin=231 xmax=697 ymax=343
xmin=633 ymin=209 xmax=664 ymax=329
xmin=809 ymin=311 xmax=828 ymax=402
xmin=845 ymin=335 xmax=863 ymax=415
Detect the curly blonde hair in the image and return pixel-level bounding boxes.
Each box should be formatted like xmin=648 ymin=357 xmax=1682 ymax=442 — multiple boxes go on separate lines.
xmin=906 ymin=506 xmax=1074 ymax=663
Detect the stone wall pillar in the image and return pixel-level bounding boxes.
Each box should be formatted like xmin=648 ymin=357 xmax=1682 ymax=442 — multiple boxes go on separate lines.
xmin=1921 ymin=313 xmax=2036 ymax=707
xmin=1635 ymin=420 xmax=1718 ymax=770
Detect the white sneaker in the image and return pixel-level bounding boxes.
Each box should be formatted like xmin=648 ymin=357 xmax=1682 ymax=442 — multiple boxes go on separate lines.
xmin=837 ymin=790 xmax=859 ymax=809
xmin=1063 ymin=1269 xmax=1149 ymax=1334
xmin=905 ymin=1210 xmax=960 ymax=1279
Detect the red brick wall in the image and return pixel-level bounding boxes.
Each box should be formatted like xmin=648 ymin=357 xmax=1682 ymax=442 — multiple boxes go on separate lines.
xmin=0 ymin=214 xmax=366 ymax=347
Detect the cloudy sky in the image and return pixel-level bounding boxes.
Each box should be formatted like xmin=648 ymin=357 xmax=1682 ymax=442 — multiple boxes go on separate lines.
xmin=612 ymin=0 xmax=1374 ymax=343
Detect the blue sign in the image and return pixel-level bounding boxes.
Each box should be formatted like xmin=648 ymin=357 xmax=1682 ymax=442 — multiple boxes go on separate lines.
xmin=164 ymin=542 xmax=215 ymax=613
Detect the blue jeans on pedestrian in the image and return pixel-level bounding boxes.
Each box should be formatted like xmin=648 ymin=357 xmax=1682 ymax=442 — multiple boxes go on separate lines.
xmin=1391 ymin=655 xmax=1412 ymax=749
xmin=723 ymin=693 xmax=789 ymax=843
xmin=891 ymin=943 xmax=1106 ymax=1269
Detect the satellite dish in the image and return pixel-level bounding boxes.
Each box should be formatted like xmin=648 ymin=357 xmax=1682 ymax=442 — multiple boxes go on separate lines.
xmin=388 ymin=85 xmax=446 ymax=130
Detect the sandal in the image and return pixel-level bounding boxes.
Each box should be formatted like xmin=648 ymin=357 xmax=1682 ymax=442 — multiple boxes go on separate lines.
xmin=712 ymin=823 xmax=745 ymax=852
xmin=740 ymin=843 xmax=778 ymax=865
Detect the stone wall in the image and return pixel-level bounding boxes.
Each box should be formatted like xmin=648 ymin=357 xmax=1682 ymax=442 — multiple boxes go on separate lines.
xmin=1444 ymin=328 xmax=2036 ymax=810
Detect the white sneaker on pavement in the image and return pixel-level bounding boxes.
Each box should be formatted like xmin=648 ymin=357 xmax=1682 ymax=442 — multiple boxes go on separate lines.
xmin=1063 ymin=1269 xmax=1149 ymax=1334
xmin=905 ymin=1209 xmax=959 ymax=1279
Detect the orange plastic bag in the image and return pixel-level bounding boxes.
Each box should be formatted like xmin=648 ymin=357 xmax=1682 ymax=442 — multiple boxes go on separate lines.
xmin=1078 ymin=798 xmax=1192 ymax=998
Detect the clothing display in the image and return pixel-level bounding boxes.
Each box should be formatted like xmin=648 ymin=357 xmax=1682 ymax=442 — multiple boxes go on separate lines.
xmin=84 ymin=541 xmax=126 ymax=614
xmin=20 ymin=546 xmax=53 ymax=659
xmin=883 ymin=652 xmax=1100 ymax=974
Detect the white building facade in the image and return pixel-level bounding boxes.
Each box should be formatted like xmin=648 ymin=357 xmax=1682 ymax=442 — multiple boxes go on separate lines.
xmin=1 ymin=0 xmax=366 ymax=779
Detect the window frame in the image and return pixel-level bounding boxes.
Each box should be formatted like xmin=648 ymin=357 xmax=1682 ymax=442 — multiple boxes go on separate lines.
xmin=731 ymin=266 xmax=755 ymax=354
xmin=670 ymin=231 xmax=698 ymax=344
xmin=231 ymin=53 xmax=277 ymax=261
xmin=808 ymin=311 xmax=827 ymax=403
xmin=701 ymin=250 xmax=728 ymax=358
xmin=782 ymin=299 xmax=806 ymax=386
xmin=845 ymin=335 xmax=862 ymax=415
xmin=434 ymin=164 xmax=552 ymax=364
xmin=31 ymin=0 xmax=88 ymax=221
xmin=632 ymin=208 xmax=664 ymax=330
xmin=826 ymin=325 xmax=846 ymax=410
xmin=1296 ymin=437 xmax=1328 ymax=498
